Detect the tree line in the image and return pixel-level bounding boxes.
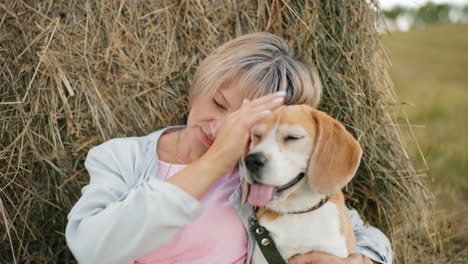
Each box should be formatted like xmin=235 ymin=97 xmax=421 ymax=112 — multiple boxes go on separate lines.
xmin=382 ymin=2 xmax=468 ymax=26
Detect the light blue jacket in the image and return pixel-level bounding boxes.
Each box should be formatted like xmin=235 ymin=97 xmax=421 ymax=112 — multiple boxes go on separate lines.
xmin=66 ymin=126 xmax=393 ymax=264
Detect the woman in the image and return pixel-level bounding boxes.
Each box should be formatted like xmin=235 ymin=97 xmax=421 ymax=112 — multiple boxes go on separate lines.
xmin=66 ymin=32 xmax=392 ymax=264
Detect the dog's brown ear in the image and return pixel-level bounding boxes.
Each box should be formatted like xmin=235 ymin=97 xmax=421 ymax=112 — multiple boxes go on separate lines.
xmin=240 ymin=132 xmax=253 ymax=206
xmin=307 ymin=109 xmax=362 ymax=195
xmin=240 ymin=179 xmax=250 ymax=206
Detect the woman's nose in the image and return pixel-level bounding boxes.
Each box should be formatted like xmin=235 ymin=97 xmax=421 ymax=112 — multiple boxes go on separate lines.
xmin=210 ymin=118 xmax=224 ymax=137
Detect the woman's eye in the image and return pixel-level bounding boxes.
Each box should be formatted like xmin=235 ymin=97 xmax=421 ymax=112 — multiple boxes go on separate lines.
xmin=284 ymin=135 xmax=303 ymax=142
xmin=213 ymin=98 xmax=225 ymax=109
xmin=213 ymin=99 xmax=225 ymax=109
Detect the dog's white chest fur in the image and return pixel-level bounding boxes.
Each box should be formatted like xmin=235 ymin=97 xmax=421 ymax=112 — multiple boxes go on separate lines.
xmin=251 ymin=203 xmax=348 ymax=263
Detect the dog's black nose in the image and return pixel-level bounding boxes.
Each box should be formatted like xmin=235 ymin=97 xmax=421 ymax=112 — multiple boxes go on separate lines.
xmin=245 ymin=153 xmax=267 ymax=173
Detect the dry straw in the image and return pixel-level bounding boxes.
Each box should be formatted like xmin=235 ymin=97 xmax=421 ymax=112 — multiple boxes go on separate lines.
xmin=0 ymin=0 xmax=440 ymax=263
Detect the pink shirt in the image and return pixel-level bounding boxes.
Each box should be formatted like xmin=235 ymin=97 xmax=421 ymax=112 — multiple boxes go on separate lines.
xmin=134 ymin=160 xmax=248 ymax=264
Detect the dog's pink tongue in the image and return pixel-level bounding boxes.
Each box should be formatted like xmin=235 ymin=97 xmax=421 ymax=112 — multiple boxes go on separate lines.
xmin=247 ymin=183 xmax=275 ymax=207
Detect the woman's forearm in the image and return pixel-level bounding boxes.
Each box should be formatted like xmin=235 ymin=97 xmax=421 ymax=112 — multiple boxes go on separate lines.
xmin=166 ymin=153 xmax=229 ymax=199
xmin=347 ymin=254 xmax=378 ymax=264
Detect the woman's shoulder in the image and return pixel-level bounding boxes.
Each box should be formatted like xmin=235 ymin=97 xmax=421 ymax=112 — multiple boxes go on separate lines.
xmin=85 ymin=127 xmax=177 ymax=172
xmin=83 ymin=127 xmax=175 ymax=186
xmin=88 ymin=126 xmax=183 ymax=157
xmin=88 ymin=130 xmax=161 ymax=157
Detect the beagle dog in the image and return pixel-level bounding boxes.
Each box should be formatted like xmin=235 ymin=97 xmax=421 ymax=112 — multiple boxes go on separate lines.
xmin=241 ymin=105 xmax=362 ymax=263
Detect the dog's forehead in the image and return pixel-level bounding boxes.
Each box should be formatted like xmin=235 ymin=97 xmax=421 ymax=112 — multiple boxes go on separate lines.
xmin=255 ymin=105 xmax=318 ymax=137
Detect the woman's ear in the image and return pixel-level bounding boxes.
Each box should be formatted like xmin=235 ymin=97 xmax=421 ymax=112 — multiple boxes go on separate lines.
xmin=307 ymin=109 xmax=362 ymax=195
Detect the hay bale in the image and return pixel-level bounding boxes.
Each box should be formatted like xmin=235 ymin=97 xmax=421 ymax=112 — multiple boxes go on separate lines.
xmin=0 ymin=0 xmax=435 ymax=263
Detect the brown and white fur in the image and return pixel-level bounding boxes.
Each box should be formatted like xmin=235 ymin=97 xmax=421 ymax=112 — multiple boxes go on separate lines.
xmin=241 ymin=105 xmax=362 ymax=263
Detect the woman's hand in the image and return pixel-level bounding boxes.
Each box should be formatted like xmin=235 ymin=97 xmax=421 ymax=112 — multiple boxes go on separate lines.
xmin=203 ymin=91 xmax=286 ymax=174
xmin=288 ymin=252 xmax=374 ymax=264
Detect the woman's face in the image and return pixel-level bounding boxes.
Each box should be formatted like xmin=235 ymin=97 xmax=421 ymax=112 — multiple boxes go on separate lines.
xmin=186 ymin=81 xmax=244 ymax=155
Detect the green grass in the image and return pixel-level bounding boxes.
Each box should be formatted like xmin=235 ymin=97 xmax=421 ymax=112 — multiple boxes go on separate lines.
xmin=383 ymin=23 xmax=468 ymax=261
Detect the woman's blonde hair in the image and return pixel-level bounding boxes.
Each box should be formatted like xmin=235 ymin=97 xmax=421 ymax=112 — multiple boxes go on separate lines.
xmin=189 ymin=32 xmax=322 ymax=108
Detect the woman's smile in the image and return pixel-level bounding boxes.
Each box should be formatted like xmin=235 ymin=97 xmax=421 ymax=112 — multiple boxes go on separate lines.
xmin=200 ymin=127 xmax=214 ymax=146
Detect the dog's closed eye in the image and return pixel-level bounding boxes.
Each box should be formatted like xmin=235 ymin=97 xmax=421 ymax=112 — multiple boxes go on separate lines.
xmin=284 ymin=135 xmax=304 ymax=142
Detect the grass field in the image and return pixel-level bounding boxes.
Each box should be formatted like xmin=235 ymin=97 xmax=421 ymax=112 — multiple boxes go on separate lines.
xmin=382 ymin=23 xmax=468 ymax=262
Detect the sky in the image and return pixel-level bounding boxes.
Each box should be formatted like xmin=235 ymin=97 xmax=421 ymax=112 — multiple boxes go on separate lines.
xmin=379 ymin=0 xmax=468 ymax=9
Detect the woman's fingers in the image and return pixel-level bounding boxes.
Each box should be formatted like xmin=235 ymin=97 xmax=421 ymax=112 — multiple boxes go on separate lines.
xmin=233 ymin=92 xmax=285 ymax=129
xmin=253 ymin=95 xmax=284 ymax=112
xmin=248 ymin=110 xmax=273 ymax=125
xmin=242 ymin=92 xmax=285 ymax=113
xmin=249 ymin=95 xmax=285 ymax=117
xmin=245 ymin=91 xmax=286 ymax=108
xmin=242 ymin=104 xmax=281 ymax=129
xmin=219 ymin=91 xmax=286 ymax=136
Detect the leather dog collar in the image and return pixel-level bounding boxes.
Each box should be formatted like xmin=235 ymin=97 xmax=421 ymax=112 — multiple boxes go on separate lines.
xmin=250 ymin=209 xmax=287 ymax=264
xmin=284 ymin=194 xmax=331 ymax=214
xmin=249 ymin=195 xmax=332 ymax=263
